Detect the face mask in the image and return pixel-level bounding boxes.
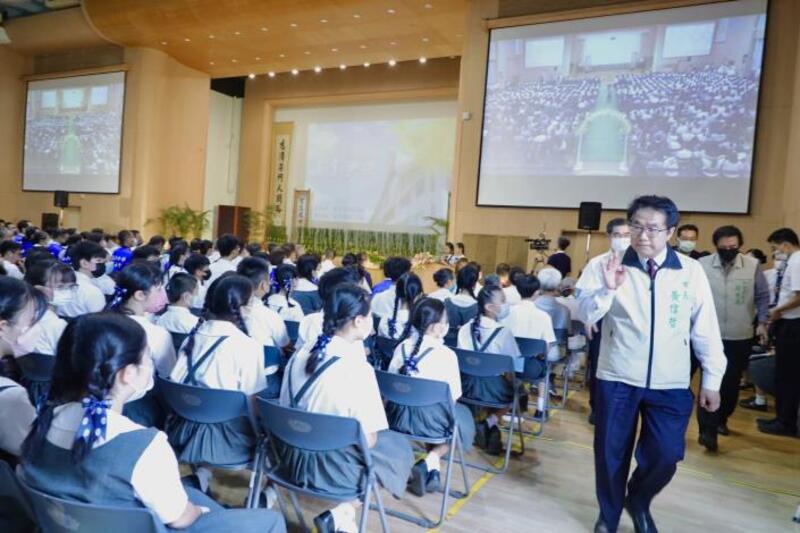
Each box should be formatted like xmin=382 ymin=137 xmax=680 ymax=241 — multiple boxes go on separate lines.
xmin=105 ymin=262 xmax=114 ymax=275
xmin=91 ymin=262 xmax=105 ymax=278
xmin=51 ymin=288 xmax=74 ymax=307
xmin=677 ymin=239 xmax=696 ymax=253
xmin=202 ymin=270 xmax=212 ymax=281
xmin=1 ymin=321 xmax=30 ymax=347
xmin=127 ymin=359 xmax=154 ymax=403
xmin=495 ymin=303 xmax=511 ymax=320
xmin=774 ymin=251 xmax=788 ymax=262
xmin=610 ymin=237 xmax=631 ymax=254
xmin=717 ymin=248 xmax=739 ymax=263
xmin=448 ymin=284 xmax=457 ymax=294
xmin=145 ymin=286 xmax=168 ymax=314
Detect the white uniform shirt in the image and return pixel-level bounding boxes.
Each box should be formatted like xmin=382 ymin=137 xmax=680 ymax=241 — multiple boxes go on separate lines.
xmin=130 ymin=315 xmax=177 ymax=377
xmin=267 ymin=293 xmax=305 ymax=322
xmin=428 ymin=288 xmax=453 ymax=302
xmin=0 ymin=377 xmax=35 ymax=456
xmin=320 ymin=259 xmax=335 ymax=275
xmin=457 ymin=316 xmax=522 ymax=371
xmin=246 ymin=298 xmax=290 ymax=348
xmin=503 ymin=285 xmax=522 ymax=305
xmin=296 ymin=311 xmax=323 ymax=352
xmin=13 ymin=309 xmax=66 ymax=357
xmin=378 ymin=308 xmax=411 ymax=340
xmin=388 ymin=335 xmax=462 ymax=401
xmin=57 ymin=271 xmax=107 ymax=317
xmin=371 ymin=284 xmax=397 ymax=318
xmin=92 ymin=274 xmax=117 ymax=296
xmin=2 ymin=260 xmax=24 ymax=280
xmin=155 ymin=306 xmax=199 ymax=334
xmin=170 ymin=320 xmax=266 ymax=394
xmin=30 ymin=403 xmax=188 ymax=524
xmin=576 ymin=246 xmax=726 ymax=390
xmin=777 ymin=250 xmax=800 ymax=319
xmin=500 ymin=300 xmax=558 ymax=360
xmin=450 ymin=293 xmax=478 ymax=308
xmin=295 ymin=278 xmax=319 ymax=293
xmin=280 ymin=335 xmax=387 ymax=434
xmin=192 ymin=281 xmax=208 ymax=309
xmin=207 ymin=257 xmax=236 ymax=285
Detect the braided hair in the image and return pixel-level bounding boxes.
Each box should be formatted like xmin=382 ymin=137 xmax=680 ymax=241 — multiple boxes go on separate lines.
xmin=306 ymin=282 xmax=370 ymax=375
xmin=388 ymin=272 xmax=423 ymax=339
xmin=398 ymin=297 xmax=445 ymax=376
xmin=456 ymin=264 xmax=479 ymax=301
xmin=107 ymin=261 xmax=163 ymax=313
xmin=273 ymin=264 xmax=298 ymax=308
xmin=472 ymin=284 xmax=503 ymax=349
xmin=21 ymin=313 xmax=147 ymax=463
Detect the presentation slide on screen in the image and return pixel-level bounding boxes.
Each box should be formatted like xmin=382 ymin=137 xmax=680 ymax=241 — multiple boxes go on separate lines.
xmin=23 ymin=71 xmax=125 ymax=194
xmin=478 ymin=0 xmax=767 ymax=213
xmin=275 ymin=101 xmax=456 ymax=231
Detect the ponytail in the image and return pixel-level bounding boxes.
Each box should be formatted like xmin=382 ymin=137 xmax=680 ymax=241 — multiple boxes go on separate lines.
xmin=389 ymin=292 xmax=400 ymax=339
xmin=399 ymin=297 xmax=445 ymax=375
xmin=473 ymin=284 xmax=502 ymax=350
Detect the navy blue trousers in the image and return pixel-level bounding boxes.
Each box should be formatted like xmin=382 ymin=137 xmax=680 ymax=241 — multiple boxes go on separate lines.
xmin=594 ymin=379 xmax=694 ymax=531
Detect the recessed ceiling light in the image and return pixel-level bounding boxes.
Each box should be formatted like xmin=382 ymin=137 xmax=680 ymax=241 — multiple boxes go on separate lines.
xmin=261 ymin=27 xmax=268 ymax=32
xmin=279 ymin=53 xmax=286 ymax=58
xmin=184 ymin=38 xmax=191 ymax=42
xmin=419 ymin=57 xmax=427 ymax=63
xmin=160 ymin=41 xmax=168 ymax=45
xmin=387 ymin=9 xmax=396 ymax=14
xmin=424 ymin=3 xmax=433 ymax=8
xmin=320 ymin=19 xmax=328 ymax=23
xmin=353 ymin=13 xmax=361 ymax=18
xmin=208 ymin=34 xmax=215 ymax=39
xmin=291 ymin=68 xmax=299 ymax=75
xmin=360 ymin=44 xmax=367 ymax=49
xmin=422 ymin=37 xmax=429 ymax=42
xmin=209 ymin=61 xmax=215 ymax=65
xmin=388 ymin=59 xmax=397 ymax=66
xmin=254 ymin=56 xmax=261 ymax=60
xmin=290 ymin=22 xmax=298 ymax=28
xmin=389 ymin=41 xmax=397 ymax=46
xmin=363 ymin=62 xmax=370 ymax=67
xmin=314 ymin=65 xmax=322 ymax=73
xmin=304 ymin=51 xmax=311 ymax=55
xmin=331 ymin=48 xmax=338 ymax=52
xmin=231 ymin=59 xmax=238 ymax=63
xmin=248 ymin=73 xmax=256 ymax=79
xmin=339 ymin=64 xmax=347 ymax=70
xmin=234 ymin=31 xmax=241 ymax=35
xmin=268 ymin=71 xmax=276 ymax=77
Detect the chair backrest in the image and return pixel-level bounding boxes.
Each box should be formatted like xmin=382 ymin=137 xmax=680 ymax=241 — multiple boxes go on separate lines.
xmin=372 ymin=314 xmax=381 ymax=335
xmin=375 ymin=370 xmax=452 ymax=408
xmin=156 ymin=376 xmax=250 ymax=424
xmin=263 ymin=345 xmax=282 ymax=368
xmin=443 ymin=326 xmax=459 ymax=347
xmin=454 ymin=348 xmax=515 ymax=378
xmin=256 ymin=398 xmax=367 ymax=454
xmin=284 ymin=320 xmax=300 ymax=343
xmin=169 ymin=332 xmax=188 ymax=354
xmin=515 ymin=337 xmax=547 ymax=358
xmin=0 ymin=460 xmax=34 ymax=521
xmin=16 ymin=353 xmax=55 ymax=382
xmin=21 ymin=481 xmax=166 ymax=533
xmin=374 ymin=336 xmax=400 ymax=360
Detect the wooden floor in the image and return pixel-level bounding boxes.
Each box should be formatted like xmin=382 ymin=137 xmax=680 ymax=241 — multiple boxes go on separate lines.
xmin=212 ymin=385 xmax=800 ymax=533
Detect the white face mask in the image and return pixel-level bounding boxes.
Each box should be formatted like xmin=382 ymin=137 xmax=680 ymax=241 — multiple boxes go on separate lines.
xmin=495 ymin=303 xmax=511 ymax=321
xmin=127 ymin=358 xmax=154 ymax=403
xmin=610 ymin=237 xmax=631 ymax=254
xmin=51 ymin=288 xmax=74 ymax=307
xmin=677 ymin=239 xmax=696 ymax=253
xmin=774 ymin=252 xmax=788 ymax=262
xmin=774 ymin=259 xmax=786 ymax=270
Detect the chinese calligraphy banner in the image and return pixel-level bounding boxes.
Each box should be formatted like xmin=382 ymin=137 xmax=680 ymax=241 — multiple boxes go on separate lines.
xmin=270 ymin=123 xmax=293 ymax=225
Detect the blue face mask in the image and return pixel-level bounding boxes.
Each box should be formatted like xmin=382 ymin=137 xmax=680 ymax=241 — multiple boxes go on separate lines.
xmin=448 ymin=284 xmax=457 ymax=294
xmin=105 ymin=262 xmax=114 ymax=275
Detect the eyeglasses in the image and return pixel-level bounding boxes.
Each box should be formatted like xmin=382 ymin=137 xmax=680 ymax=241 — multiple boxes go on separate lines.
xmin=629 ymin=223 xmax=670 ymax=238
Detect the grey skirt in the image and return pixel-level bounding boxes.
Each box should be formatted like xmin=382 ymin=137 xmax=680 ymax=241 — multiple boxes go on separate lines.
xmin=461 ymin=374 xmax=514 ymax=405
xmin=166 ymin=416 xmax=256 ymax=467
xmin=271 ymin=429 xmax=413 ymax=499
xmin=385 ymin=401 xmax=475 ymax=452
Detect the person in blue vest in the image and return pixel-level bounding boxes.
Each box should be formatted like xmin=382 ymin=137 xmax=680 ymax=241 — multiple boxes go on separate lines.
xmin=112 ymin=229 xmax=136 ymax=272
xmin=577 ymin=195 xmax=726 ymax=533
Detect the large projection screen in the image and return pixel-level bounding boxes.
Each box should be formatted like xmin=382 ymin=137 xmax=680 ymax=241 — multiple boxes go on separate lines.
xmin=477 ymin=0 xmax=768 ymax=213
xmin=23 ymin=71 xmax=126 ymax=194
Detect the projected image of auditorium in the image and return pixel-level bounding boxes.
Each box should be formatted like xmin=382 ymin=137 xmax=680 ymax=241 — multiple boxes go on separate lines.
xmin=479 ymin=5 xmax=767 ymax=187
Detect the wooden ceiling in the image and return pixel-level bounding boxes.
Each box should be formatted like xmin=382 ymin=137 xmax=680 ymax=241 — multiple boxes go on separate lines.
xmin=82 ymin=0 xmax=468 ymax=78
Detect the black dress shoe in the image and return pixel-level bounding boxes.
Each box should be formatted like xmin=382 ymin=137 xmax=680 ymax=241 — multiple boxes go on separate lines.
xmin=717 ymin=423 xmax=730 ymax=436
xmin=519 ymin=393 xmax=529 ymax=413
xmin=739 ymin=397 xmax=768 ymax=411
xmin=757 ymin=419 xmax=798 ymax=437
xmin=486 ymin=425 xmax=503 ymax=455
xmin=594 ymin=517 xmax=612 ymax=533
xmin=408 ymin=459 xmax=428 ymax=497
xmin=425 ymin=469 xmax=441 ymax=493
xmin=314 ymin=510 xmax=336 ymax=533
xmin=625 ymin=499 xmax=658 ymax=533
xmin=474 ymin=420 xmax=489 ymax=449
xmin=698 ymin=431 xmax=718 ymax=452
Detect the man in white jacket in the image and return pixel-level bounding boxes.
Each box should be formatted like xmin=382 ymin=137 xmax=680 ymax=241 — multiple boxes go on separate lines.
xmin=577 ymin=195 xmax=726 ymax=533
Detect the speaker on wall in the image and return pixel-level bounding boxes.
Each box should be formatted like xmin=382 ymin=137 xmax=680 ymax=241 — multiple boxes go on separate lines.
xmin=54 ymin=190 xmax=69 ymax=208
xmin=578 ymin=201 xmax=602 ymax=231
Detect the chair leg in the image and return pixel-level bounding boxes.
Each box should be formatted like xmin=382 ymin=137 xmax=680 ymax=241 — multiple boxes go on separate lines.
xmin=372 ymin=480 xmax=391 ymax=533
xmin=288 ymin=490 xmax=308 ymax=532
xmin=455 ymin=430 xmax=472 ymax=496
xmin=358 ymin=479 xmax=372 ymax=533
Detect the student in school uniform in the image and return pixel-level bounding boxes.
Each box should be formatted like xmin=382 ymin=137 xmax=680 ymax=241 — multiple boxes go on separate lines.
xmin=387 ymin=297 xmax=475 ymax=497
xmin=208 ymin=234 xmax=242 ymax=285
xmin=0 ymin=240 xmax=24 ymax=280
xmin=295 ymin=266 xmax=362 ymax=351
xmin=502 ymin=273 xmax=557 ymax=356
xmin=165 ymin=243 xmax=190 ymax=281
xmin=18 ymin=313 xmax=285 ymax=533
xmin=428 ymin=268 xmax=456 ymax=302
xmin=112 ymin=229 xmax=136 ymax=272
xmin=15 ymin=259 xmax=71 ymax=361
xmin=236 ymin=258 xmax=291 ymax=352
xmin=378 ymin=272 xmax=423 ymax=340
xmin=320 ymin=249 xmax=336 ymax=275
xmin=504 ymin=266 xmax=525 ymax=305
xmin=156 ymin=273 xmax=201 ymax=334
xmin=371 ymin=256 xmax=412 ymax=316
xmin=58 ymin=241 xmax=108 ymax=317
xmin=279 ymin=283 xmax=414 ymax=533
xmin=267 ymin=264 xmax=305 ymax=322
xmin=445 ymin=263 xmax=480 ymax=328
xmin=185 ymin=253 xmax=212 ymax=310
xmin=293 ymin=254 xmax=323 ymax=314
xmin=169 ymin=275 xmax=267 ymax=466
xmin=457 ymin=284 xmax=521 ymax=455
xmin=341 ymin=252 xmax=372 ymax=292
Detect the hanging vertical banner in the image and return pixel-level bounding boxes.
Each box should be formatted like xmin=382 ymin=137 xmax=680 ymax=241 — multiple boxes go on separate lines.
xmin=270 ymin=122 xmax=293 ymax=225
xmin=293 ymin=189 xmax=311 ymax=240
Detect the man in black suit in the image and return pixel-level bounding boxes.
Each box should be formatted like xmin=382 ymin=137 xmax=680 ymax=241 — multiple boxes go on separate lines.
xmin=547 ymin=236 xmax=572 ymax=278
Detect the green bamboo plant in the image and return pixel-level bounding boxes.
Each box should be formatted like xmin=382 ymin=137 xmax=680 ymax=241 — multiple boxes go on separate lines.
xmin=147 ymin=205 xmax=210 ymax=239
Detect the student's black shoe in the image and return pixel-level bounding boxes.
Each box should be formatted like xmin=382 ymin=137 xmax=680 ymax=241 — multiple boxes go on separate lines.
xmin=588 ymin=411 xmax=596 ymax=426
xmin=698 ymin=431 xmax=718 ymax=452
xmin=518 ymin=393 xmax=529 ymax=413
xmin=594 ymin=517 xmax=612 ymax=533
xmin=425 ymin=469 xmax=441 ymax=493
xmin=533 ymin=409 xmax=549 ymax=422
xmin=407 ymin=460 xmax=428 ymax=497
xmin=757 ymin=419 xmax=798 ymax=437
xmin=313 ymin=510 xmax=336 ymax=533
xmin=486 ymin=425 xmax=503 ymax=456
xmin=625 ymin=499 xmax=658 ymax=533
xmin=739 ymin=397 xmax=768 ymax=411
xmin=717 ymin=422 xmax=730 ymax=436
xmin=474 ymin=420 xmax=489 ymax=449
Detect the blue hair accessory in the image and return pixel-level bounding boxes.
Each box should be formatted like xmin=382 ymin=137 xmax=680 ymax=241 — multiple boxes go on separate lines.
xmin=75 ymin=396 xmax=112 ymax=445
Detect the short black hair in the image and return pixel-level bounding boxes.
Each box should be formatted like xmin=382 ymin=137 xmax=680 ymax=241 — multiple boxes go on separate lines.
xmin=132 ymin=245 xmax=160 ymax=261
xmin=767 ymin=227 xmax=800 ymax=246
xmin=677 ymin=224 xmax=699 ymax=237
xmin=0 ymin=241 xmax=21 ymax=256
xmin=711 ymin=225 xmax=743 ymax=247
xmin=148 ymin=235 xmax=166 ymax=247
xmin=383 ymin=256 xmax=412 ymax=281
xmin=183 ymin=253 xmax=210 ymax=276
xmin=297 ymin=254 xmax=321 ymax=281
xmin=746 ymin=248 xmax=767 ymax=264
xmin=216 ymin=234 xmax=241 ymax=257
xmin=236 ymin=256 xmax=270 ymax=288
xmin=68 ymin=241 xmax=106 ymax=269
xmin=166 ymin=273 xmax=198 ymax=303
xmin=456 ymin=242 xmax=465 ymax=253
xmin=514 ymin=274 xmax=541 ymax=299
xmin=557 ymin=236 xmax=570 ymax=250
xmin=495 ymin=263 xmax=511 ymax=276
xmin=606 ymin=217 xmax=628 ymax=235
xmin=627 ymin=195 xmax=680 ymax=229
xmin=433 ymin=268 xmax=454 ymax=288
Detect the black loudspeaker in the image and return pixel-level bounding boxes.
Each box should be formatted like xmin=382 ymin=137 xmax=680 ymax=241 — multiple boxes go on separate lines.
xmin=41 ymin=213 xmax=59 ymax=230
xmin=578 ymin=202 xmax=602 ymax=231
xmin=54 ymin=190 xmax=69 ymax=208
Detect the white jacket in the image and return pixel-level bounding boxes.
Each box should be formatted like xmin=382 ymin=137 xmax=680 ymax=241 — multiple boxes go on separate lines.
xmin=576 ymin=246 xmax=726 ymax=391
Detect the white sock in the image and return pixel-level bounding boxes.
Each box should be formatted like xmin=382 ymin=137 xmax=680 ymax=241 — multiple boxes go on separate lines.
xmin=425 ymin=451 xmax=440 ymax=472
xmin=537 ymin=395 xmax=545 ymax=411
xmin=486 ymin=414 xmax=498 ymax=428
xmin=330 ymin=503 xmax=357 ymax=533
xmin=755 ymin=394 xmax=766 ymax=405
